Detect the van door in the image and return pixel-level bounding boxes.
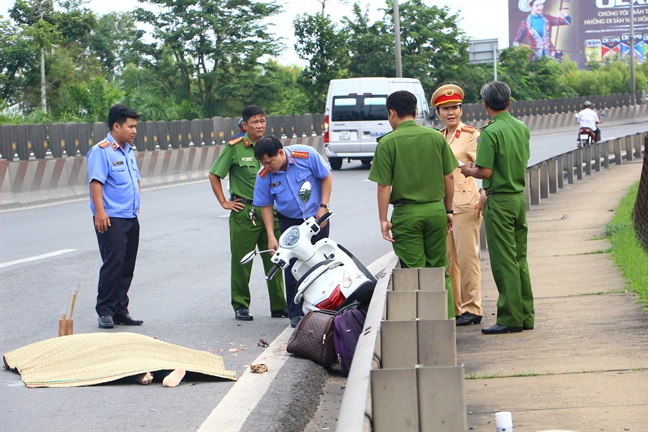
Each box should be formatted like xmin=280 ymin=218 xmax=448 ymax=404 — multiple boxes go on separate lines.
xmin=330 ymin=96 xmax=362 ymax=154
xmin=359 ymin=95 xmax=390 ymax=154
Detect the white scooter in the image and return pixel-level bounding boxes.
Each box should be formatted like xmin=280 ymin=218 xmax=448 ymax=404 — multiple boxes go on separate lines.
xmin=240 ymin=182 xmax=376 ymax=313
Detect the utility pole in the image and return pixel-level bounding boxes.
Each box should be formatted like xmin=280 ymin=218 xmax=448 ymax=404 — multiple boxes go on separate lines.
xmin=629 ymin=1 xmax=636 ymax=105
xmin=394 ymin=0 xmax=402 ymax=77
xmin=39 ymin=0 xmax=47 ymax=113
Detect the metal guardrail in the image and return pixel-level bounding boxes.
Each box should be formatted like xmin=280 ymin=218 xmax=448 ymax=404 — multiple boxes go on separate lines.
xmin=336 ymin=130 xmax=646 ymax=432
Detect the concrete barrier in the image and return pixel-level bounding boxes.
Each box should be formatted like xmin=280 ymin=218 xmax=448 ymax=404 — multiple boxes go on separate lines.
xmin=0 ymin=136 xmax=325 ymax=207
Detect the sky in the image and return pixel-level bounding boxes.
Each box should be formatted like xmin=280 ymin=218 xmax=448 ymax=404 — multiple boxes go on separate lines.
xmin=1 ymin=0 xmax=510 ymax=66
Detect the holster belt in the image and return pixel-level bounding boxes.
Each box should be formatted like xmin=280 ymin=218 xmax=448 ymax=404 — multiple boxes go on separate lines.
xmin=393 ymin=199 xmax=441 ymax=207
xmin=230 ymin=195 xmax=254 ymax=205
xmin=485 ymin=190 xmax=523 ymax=196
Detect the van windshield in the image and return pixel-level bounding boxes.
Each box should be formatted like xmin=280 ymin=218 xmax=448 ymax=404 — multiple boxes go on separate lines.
xmin=331 ymin=95 xmax=389 ymax=121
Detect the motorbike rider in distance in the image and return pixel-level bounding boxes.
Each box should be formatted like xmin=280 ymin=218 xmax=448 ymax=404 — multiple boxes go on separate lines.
xmin=577 ymin=101 xmax=602 ymax=144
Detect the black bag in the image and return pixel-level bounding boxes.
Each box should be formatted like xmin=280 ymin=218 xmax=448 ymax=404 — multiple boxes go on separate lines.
xmin=286 ymin=310 xmax=337 ymax=367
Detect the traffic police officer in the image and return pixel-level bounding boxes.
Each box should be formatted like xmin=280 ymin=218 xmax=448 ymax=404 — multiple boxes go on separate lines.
xmin=87 ymin=104 xmax=144 ymax=329
xmin=432 ymin=84 xmax=485 ymax=326
xmin=253 ymin=136 xmax=333 ymax=328
xmin=208 ymin=105 xmax=287 ymax=321
xmin=461 ymin=81 xmax=535 ymax=334
xmin=368 ymin=90 xmax=457 ymax=318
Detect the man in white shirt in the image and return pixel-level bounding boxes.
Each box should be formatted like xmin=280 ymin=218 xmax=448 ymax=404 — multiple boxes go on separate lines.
xmin=577 ymin=101 xmax=601 ymax=143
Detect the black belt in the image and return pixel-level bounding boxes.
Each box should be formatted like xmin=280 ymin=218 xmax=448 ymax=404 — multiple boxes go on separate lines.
xmin=485 ymin=190 xmax=523 ymax=196
xmin=393 ymin=199 xmax=441 ymax=207
xmin=230 ymin=194 xmax=253 ymax=205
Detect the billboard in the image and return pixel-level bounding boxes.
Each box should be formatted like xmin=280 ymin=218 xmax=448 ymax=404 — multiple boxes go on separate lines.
xmin=509 ymin=0 xmax=648 ymax=68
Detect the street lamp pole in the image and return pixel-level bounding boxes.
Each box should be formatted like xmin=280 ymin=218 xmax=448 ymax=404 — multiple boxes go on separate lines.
xmin=630 ymin=2 xmax=636 ymax=105
xmin=394 ymin=0 xmax=403 ymax=77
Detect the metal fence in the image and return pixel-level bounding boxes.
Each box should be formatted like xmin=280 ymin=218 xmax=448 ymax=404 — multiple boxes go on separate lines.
xmin=0 ymin=114 xmax=326 ymax=161
xmin=461 ymin=91 xmax=646 ymax=123
xmin=633 ymin=135 xmax=648 ymax=251
xmin=1 ymin=91 xmax=644 ymax=161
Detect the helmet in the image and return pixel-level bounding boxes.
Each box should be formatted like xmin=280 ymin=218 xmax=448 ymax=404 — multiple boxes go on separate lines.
xmin=583 ymin=101 xmax=592 ymax=108
xmin=238 ymin=118 xmax=245 ymax=131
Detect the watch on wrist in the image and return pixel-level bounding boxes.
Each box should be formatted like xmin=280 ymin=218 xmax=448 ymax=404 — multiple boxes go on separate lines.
xmin=446 ymin=209 xmax=454 ymax=214
xmin=320 ymin=203 xmax=330 ymax=210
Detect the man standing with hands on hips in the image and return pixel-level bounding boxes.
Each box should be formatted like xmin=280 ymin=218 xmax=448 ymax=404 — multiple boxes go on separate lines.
xmin=208 ymin=105 xmax=288 ymax=322
xmin=460 ymin=81 xmax=535 ymax=334
xmin=253 ymin=136 xmax=333 ymax=328
xmin=87 ymin=104 xmax=143 ymax=329
xmin=431 ymin=84 xmax=485 ymax=326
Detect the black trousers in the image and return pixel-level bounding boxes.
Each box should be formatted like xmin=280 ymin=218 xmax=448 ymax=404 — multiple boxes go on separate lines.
xmin=94 ymin=217 xmax=140 ymax=317
xmin=278 ymin=214 xmax=330 ymax=319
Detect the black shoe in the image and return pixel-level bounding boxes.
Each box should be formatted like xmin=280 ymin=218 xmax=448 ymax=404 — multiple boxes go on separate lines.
xmin=113 ymin=313 xmax=143 ymax=326
xmin=235 ymin=306 xmax=253 ymax=321
xmin=98 ymin=315 xmax=114 ymax=329
xmin=290 ymin=316 xmax=303 ymax=328
xmin=523 ymin=325 xmax=534 ymax=330
xmin=481 ymin=323 xmax=523 ymax=334
xmin=456 ymin=312 xmax=482 ymax=326
xmin=271 ymin=309 xmax=289 ymax=318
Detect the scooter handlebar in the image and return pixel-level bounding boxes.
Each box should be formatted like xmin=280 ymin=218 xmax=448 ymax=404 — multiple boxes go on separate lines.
xmin=316 ymin=211 xmax=333 ymax=226
xmin=265 ymin=263 xmax=280 ymax=280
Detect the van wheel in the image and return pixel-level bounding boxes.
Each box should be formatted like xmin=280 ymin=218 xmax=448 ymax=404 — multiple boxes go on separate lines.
xmin=329 ymin=157 xmax=343 ymax=170
xmin=361 ymin=158 xmax=372 ymax=166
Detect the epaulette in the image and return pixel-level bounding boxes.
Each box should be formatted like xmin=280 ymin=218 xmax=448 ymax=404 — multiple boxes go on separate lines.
xmin=481 ymin=120 xmax=495 ymax=131
xmin=291 ymin=151 xmax=309 ymax=159
xmin=438 ymin=127 xmax=447 ymax=134
xmin=98 ymin=140 xmax=110 ymax=148
xmin=377 ymin=130 xmax=394 ymax=142
xmin=259 ymin=167 xmax=270 ymax=179
xmin=461 ymin=125 xmax=477 ymax=133
xmin=228 ymin=136 xmax=244 ymax=146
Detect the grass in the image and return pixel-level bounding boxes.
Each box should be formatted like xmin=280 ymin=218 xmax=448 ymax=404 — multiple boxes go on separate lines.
xmin=605 ymin=181 xmax=648 ymax=311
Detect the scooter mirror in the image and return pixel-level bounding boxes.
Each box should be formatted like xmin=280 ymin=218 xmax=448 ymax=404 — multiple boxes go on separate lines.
xmin=298 ymin=181 xmax=312 ymax=203
xmin=240 ymin=250 xmax=257 ymax=265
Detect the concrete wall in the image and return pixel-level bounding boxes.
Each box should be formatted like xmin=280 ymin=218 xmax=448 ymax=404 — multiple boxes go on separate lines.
xmin=0 ymin=136 xmax=322 ymax=207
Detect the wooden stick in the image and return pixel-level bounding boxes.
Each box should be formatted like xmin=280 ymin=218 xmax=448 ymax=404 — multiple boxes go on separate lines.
xmin=69 ymin=284 xmax=80 ymax=319
xmin=64 ymin=290 xmax=72 ymax=320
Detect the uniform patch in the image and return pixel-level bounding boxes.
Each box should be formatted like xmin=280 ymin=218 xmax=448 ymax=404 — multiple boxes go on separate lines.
xmin=98 ymin=140 xmax=110 ymax=148
xmin=112 ymin=143 xmax=119 ymax=150
xmin=241 ymin=157 xmax=253 ymax=162
xmin=259 ymin=167 xmax=270 ymax=179
xmin=461 ymin=125 xmax=476 ymax=133
xmin=455 ymin=129 xmax=461 ymax=138
xmin=291 ymin=151 xmax=309 ymax=159
xmin=228 ymin=136 xmax=243 ymax=146
xmin=271 ymin=181 xmax=281 ymax=187
xmin=113 ymin=160 xmax=124 ymax=166
xmin=244 ymin=139 xmax=250 ymax=147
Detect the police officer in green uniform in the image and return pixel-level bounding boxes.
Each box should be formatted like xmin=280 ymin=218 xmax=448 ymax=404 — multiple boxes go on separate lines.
xmin=368 ymin=90 xmax=457 ymax=318
xmin=208 ymin=105 xmax=287 ymax=321
xmin=460 ymin=81 xmax=535 ymax=334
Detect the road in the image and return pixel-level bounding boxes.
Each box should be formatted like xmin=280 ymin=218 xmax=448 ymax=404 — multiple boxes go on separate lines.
xmin=1 ymin=123 xmax=645 ymax=431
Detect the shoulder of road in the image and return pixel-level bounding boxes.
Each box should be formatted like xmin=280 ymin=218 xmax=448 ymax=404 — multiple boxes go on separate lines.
xmin=207 ymin=157 xmax=647 ymax=432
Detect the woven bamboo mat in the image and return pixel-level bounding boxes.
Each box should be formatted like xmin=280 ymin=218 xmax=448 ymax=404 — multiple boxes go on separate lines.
xmin=3 ymin=332 xmax=237 ymax=388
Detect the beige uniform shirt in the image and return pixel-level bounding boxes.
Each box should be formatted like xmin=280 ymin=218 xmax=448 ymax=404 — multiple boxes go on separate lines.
xmin=440 ymin=122 xmax=480 ymax=214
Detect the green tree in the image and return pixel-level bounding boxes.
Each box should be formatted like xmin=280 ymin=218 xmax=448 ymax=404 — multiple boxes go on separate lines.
xmin=134 ymin=0 xmax=283 ymax=117
xmin=89 ymin=13 xmax=145 ymax=78
xmin=294 ymin=13 xmax=349 ymax=113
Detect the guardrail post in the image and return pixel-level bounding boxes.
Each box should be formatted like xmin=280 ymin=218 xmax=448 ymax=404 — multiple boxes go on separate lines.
xmin=634 ymin=133 xmax=643 ymax=158
xmin=556 ymin=155 xmax=564 ymax=189
xmin=524 ymin=170 xmax=531 ymax=210
xmin=529 ymin=166 xmax=541 ymax=205
xmin=417 ymin=366 xmax=467 ymax=430
xmin=583 ymin=146 xmax=592 ymax=176
xmin=602 ymin=141 xmax=610 ymax=168
xmin=566 ymin=152 xmax=574 ymax=184
xmin=479 ymin=222 xmax=487 ymax=251
xmin=548 ymin=158 xmax=559 ymax=194
xmin=614 ymin=138 xmax=623 ymax=165
xmin=540 ymin=162 xmax=550 ymax=198
xmin=574 ymin=149 xmax=583 ymax=180
xmin=624 ymin=136 xmax=633 ymax=161
xmin=593 ymin=143 xmax=601 ymax=172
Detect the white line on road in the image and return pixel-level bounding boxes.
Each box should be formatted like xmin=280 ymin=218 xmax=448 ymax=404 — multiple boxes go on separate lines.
xmin=198 ymin=326 xmax=294 ymax=432
xmin=0 ymin=249 xmax=77 ymax=268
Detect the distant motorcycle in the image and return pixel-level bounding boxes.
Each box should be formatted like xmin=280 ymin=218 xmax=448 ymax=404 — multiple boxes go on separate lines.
xmin=576 ymin=113 xmax=604 ymax=148
xmin=240 ymin=182 xmax=376 ymax=313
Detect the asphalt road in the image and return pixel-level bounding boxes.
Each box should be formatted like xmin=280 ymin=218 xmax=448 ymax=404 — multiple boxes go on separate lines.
xmin=0 ymin=122 xmax=645 ymax=431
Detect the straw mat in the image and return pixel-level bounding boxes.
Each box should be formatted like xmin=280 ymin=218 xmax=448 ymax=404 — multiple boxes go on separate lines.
xmin=3 ymin=332 xmax=237 ymax=388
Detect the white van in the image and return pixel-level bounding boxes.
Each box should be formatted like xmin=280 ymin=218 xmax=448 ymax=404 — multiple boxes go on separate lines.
xmin=323 ymin=77 xmax=432 ymax=170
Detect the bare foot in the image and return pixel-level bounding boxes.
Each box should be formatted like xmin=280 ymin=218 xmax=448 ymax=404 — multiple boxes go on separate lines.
xmin=135 ymin=372 xmax=153 ymax=385
xmin=162 ymin=369 xmax=186 ymax=388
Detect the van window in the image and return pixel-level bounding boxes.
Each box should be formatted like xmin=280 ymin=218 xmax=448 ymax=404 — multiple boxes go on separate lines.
xmin=331 ymin=95 xmax=389 ymax=121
